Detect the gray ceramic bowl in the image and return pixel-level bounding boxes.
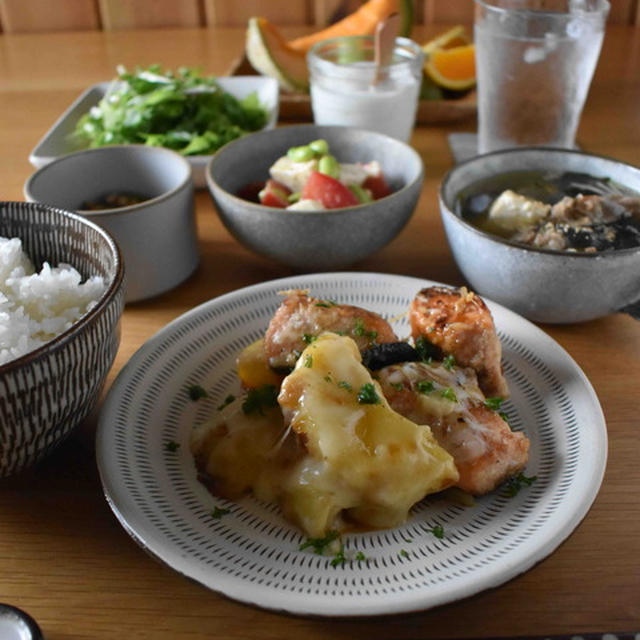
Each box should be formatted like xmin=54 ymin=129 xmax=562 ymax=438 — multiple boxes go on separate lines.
xmin=206 ymin=125 xmax=423 ymax=270
xmin=25 ymin=145 xmax=198 ymax=303
xmin=0 ymin=201 xmax=125 ymax=477
xmin=439 ymin=147 xmax=640 ymax=323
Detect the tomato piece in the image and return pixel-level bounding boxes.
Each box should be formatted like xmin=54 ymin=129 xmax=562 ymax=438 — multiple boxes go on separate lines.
xmin=301 ymin=171 xmax=359 ymax=209
xmin=362 ymin=174 xmax=392 ymax=200
xmin=259 ymin=179 xmax=291 ymax=208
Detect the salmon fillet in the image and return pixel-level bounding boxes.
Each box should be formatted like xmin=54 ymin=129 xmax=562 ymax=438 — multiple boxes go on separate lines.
xmin=264 ymin=290 xmax=398 ymax=370
xmin=409 ymin=286 xmax=509 ymax=399
xmin=377 ymin=361 xmax=530 ymax=495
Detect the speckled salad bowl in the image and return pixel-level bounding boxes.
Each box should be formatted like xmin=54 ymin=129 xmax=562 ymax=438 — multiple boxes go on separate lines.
xmin=0 ymin=202 xmax=125 ymax=477
xmin=206 ymin=124 xmax=424 ymax=270
xmin=439 ymin=147 xmax=640 ymax=323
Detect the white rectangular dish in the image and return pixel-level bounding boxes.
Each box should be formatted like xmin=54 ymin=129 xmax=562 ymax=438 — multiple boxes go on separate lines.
xmin=29 ymin=76 xmax=280 ymax=189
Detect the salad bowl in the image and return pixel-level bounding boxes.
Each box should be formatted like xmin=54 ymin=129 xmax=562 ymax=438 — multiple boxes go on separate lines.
xmin=206 ymin=124 xmax=424 ymax=270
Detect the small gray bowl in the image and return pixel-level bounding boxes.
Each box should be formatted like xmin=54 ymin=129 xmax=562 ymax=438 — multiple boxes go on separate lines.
xmin=439 ymin=147 xmax=640 ymax=323
xmin=25 ymin=145 xmax=198 ymax=303
xmin=206 ymin=124 xmax=423 ymax=270
xmin=0 ymin=201 xmax=125 ymax=477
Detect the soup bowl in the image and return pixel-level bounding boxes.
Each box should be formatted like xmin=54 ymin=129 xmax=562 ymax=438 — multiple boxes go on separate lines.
xmin=439 ymin=147 xmax=640 ymax=323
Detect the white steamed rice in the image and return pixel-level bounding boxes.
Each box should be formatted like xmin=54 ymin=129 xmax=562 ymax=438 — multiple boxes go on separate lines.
xmin=0 ymin=236 xmax=106 ymax=365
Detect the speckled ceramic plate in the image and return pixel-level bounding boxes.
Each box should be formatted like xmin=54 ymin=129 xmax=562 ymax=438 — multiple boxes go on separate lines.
xmin=96 ymin=273 xmax=607 ymax=617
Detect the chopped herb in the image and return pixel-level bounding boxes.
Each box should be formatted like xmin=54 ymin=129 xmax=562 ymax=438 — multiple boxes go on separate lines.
xmin=338 ymin=380 xmax=352 ymax=391
xmin=485 ymin=397 xmax=504 ymax=411
xmin=353 ymin=318 xmax=377 ymax=341
xmin=442 ymin=354 xmax=456 ymax=370
xmin=330 ymin=544 xmax=346 ymax=567
xmin=304 ymin=354 xmax=313 ymax=368
xmin=315 ymin=300 xmax=337 ymax=308
xmin=324 ymin=374 xmax=333 ymax=383
xmin=188 ymin=384 xmax=208 ymax=401
xmin=357 ymin=383 xmax=381 ymax=405
xmin=164 ymin=440 xmax=180 ymax=452
xmin=299 ymin=530 xmax=340 ymax=555
xmin=430 ymin=524 xmax=445 ymax=539
xmin=499 ymin=411 xmax=511 ymax=426
xmin=241 ymin=384 xmax=278 ymax=415
xmin=504 ymin=472 xmax=537 ymax=497
xmin=440 ymin=387 xmax=457 ymax=402
xmin=399 ymin=549 xmax=409 ymax=558
xmin=302 ymin=333 xmax=317 ymax=344
xmin=417 ymin=380 xmax=435 ymax=394
xmin=217 ymin=394 xmax=235 ymax=411
xmin=211 ymin=506 xmax=230 ymax=519
xmin=415 ymin=336 xmax=439 ymax=363
xmin=390 ymin=382 xmax=405 ymax=391
xmin=355 ymin=551 xmax=367 ymax=562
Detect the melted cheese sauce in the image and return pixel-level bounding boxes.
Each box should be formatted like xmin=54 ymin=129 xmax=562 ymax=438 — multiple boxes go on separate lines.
xmin=191 ymin=333 xmax=458 ymax=537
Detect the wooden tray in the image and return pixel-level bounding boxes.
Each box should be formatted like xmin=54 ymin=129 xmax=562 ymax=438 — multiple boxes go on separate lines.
xmin=228 ymin=54 xmax=476 ymax=125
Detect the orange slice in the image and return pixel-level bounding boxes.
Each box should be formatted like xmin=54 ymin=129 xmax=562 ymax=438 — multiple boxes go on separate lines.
xmin=422 ymin=25 xmax=470 ymax=54
xmin=423 ymin=44 xmax=476 ymax=91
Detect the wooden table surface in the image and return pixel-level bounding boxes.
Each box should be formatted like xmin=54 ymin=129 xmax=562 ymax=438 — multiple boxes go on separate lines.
xmin=1 ymin=24 xmax=639 ymax=640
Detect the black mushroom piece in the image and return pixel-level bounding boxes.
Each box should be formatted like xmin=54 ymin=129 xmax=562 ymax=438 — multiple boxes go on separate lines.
xmin=361 ymin=342 xmax=422 ymax=371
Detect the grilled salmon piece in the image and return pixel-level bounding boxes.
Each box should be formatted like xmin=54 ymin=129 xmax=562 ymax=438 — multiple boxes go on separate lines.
xmin=377 ymin=361 xmax=530 ymax=496
xmin=264 ymin=290 xmax=398 ymax=370
xmin=409 ymin=286 xmax=509 ymax=399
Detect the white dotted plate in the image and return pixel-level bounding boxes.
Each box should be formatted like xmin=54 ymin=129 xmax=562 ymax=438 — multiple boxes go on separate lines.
xmin=96 ymin=273 xmax=607 ymax=616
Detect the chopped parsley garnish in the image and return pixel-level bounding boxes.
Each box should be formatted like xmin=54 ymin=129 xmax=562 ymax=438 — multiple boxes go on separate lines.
xmin=299 ymin=530 xmax=340 ymax=555
xmin=399 ymin=549 xmax=409 ymax=558
xmin=211 ymin=506 xmax=231 ymax=519
xmin=315 ymin=300 xmax=337 ymax=308
xmin=217 ymin=394 xmax=235 ymax=411
xmin=390 ymin=382 xmax=404 ymax=391
xmin=352 ymin=318 xmax=378 ymax=341
xmin=324 ymin=374 xmax=333 ymax=383
xmin=485 ymin=397 xmax=504 ymax=411
xmin=241 ymin=384 xmax=278 ymax=415
xmin=442 ymin=354 xmax=456 ymax=370
xmin=338 ymin=380 xmax=352 ymax=391
xmin=302 ymin=333 xmax=317 ymax=344
xmin=417 ymin=380 xmax=434 ymax=394
xmin=430 ymin=524 xmax=445 ymax=539
xmin=355 ymin=551 xmax=367 ymax=562
xmin=499 ymin=411 xmax=511 ymax=426
xmin=304 ymin=354 xmax=313 ymax=368
xmin=187 ymin=384 xmax=208 ymax=401
xmin=504 ymin=472 xmax=537 ymax=497
xmin=440 ymin=387 xmax=457 ymax=402
xmin=330 ymin=545 xmax=346 ymax=567
xmin=357 ymin=383 xmax=381 ymax=405
xmin=164 ymin=440 xmax=180 ymax=452
xmin=415 ymin=336 xmax=438 ymax=363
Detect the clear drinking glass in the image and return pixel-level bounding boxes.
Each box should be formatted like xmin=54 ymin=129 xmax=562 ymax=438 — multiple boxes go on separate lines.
xmin=474 ymin=0 xmax=610 ymax=154
xmin=307 ymin=36 xmax=424 ymax=142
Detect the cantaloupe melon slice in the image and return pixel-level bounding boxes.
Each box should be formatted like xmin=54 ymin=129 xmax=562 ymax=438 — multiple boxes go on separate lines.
xmin=246 ymin=17 xmax=309 ymax=92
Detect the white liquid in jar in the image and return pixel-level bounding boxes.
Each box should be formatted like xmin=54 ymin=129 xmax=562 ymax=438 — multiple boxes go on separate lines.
xmin=310 ymin=61 xmax=420 ymax=143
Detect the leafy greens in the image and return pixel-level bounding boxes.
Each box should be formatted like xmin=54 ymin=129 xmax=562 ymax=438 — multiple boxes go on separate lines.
xmin=72 ymin=65 xmax=268 ymax=155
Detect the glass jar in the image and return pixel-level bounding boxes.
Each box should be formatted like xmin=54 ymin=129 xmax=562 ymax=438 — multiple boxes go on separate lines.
xmin=307 ymin=35 xmax=424 ymax=143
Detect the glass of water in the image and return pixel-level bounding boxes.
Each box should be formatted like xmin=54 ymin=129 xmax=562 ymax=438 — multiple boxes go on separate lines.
xmin=474 ymin=0 xmax=610 ymax=154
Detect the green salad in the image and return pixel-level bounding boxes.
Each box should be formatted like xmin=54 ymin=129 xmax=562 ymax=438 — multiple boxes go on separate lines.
xmin=72 ymin=65 xmax=269 ymax=155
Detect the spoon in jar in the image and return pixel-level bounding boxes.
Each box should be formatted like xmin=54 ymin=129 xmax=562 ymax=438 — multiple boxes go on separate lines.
xmin=372 ymin=12 xmax=400 ymax=86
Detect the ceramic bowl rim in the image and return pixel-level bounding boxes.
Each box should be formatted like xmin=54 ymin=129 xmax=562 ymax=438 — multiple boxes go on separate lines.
xmin=24 ymin=144 xmax=193 ymax=217
xmin=439 ymin=145 xmax=640 ymax=260
xmin=0 ymin=201 xmax=125 ymax=373
xmin=205 ymin=124 xmax=424 ymax=218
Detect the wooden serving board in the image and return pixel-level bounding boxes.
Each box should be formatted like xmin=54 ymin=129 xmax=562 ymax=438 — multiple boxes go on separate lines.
xmin=227 ymin=53 xmax=477 ymax=125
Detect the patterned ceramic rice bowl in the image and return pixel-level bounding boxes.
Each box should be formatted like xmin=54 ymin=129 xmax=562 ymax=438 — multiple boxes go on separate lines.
xmin=0 ymin=201 xmax=125 ymax=477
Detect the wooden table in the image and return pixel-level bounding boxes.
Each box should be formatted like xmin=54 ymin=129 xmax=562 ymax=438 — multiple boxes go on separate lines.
xmin=1 ymin=25 xmax=639 ymax=640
